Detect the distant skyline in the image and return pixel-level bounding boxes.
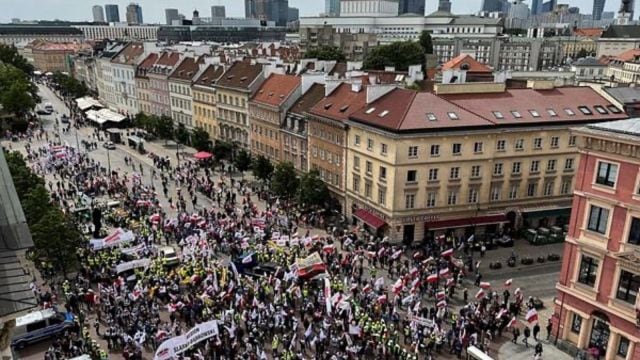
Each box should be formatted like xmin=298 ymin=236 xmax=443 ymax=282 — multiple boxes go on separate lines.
xmin=0 ymin=0 xmax=629 ymax=23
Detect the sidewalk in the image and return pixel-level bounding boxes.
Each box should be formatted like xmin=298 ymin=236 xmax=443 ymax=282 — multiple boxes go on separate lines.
xmin=498 ymin=339 xmax=572 ymax=360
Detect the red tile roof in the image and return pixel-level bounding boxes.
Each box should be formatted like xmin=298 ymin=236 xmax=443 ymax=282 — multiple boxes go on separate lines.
xmin=441 ymin=87 xmax=626 ymax=125
xmin=138 ymin=53 xmax=158 ymax=69
xmin=350 ymin=89 xmax=491 ymax=131
xmin=574 ymin=28 xmax=604 ymax=37
xmin=252 ymin=74 xmax=300 ymax=107
xmin=111 ymin=42 xmax=144 ymax=65
xmin=155 ymin=51 xmax=181 ymax=67
xmin=614 ymin=48 xmax=640 ymax=62
xmin=216 ymin=61 xmax=263 ymax=90
xmin=193 ymin=64 xmax=225 ymax=87
xmin=169 ymin=56 xmax=204 ymax=81
xmin=441 ymin=54 xmax=492 ymax=73
xmin=308 ymin=83 xmax=368 ymax=122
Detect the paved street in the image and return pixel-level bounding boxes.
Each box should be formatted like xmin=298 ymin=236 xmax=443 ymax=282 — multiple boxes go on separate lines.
xmin=3 ymin=84 xmax=570 ymax=360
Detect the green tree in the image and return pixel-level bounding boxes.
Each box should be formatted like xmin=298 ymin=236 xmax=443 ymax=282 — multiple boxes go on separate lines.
xmin=175 ymin=123 xmax=190 ymax=145
xmin=419 ymin=30 xmax=433 ymax=54
xmin=576 ymin=48 xmax=589 ymax=59
xmin=190 ymin=127 xmax=211 ymax=151
xmin=212 ymin=141 xmax=233 ymax=161
xmin=252 ymin=155 xmax=274 ymax=182
xmin=4 ymin=151 xmax=44 ymax=195
xmin=233 ymin=149 xmax=251 ymax=174
xmin=154 ymin=115 xmax=174 ymax=140
xmin=297 ymin=169 xmax=329 ymax=210
xmin=21 ymin=185 xmax=54 ymax=225
xmin=30 ymin=209 xmax=83 ymax=278
xmin=304 ymin=46 xmax=346 ymax=61
xmin=0 ymin=63 xmax=38 ymax=117
xmin=363 ymin=41 xmax=424 ymax=71
xmin=271 ymin=161 xmax=299 ymax=200
xmin=0 ymin=44 xmax=34 ymax=75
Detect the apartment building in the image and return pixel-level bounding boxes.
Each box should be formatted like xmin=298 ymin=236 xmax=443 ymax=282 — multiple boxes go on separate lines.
xmin=147 ymin=51 xmax=181 ymax=117
xmin=110 ymin=42 xmax=145 ymax=115
xmin=597 ymin=25 xmax=640 ymax=58
xmin=249 ymin=74 xmax=302 ymax=163
xmin=71 ymin=51 xmax=98 ymax=93
xmin=552 ymin=118 xmax=640 ymax=360
xmin=96 ymin=42 xmax=127 ymax=111
xmin=135 ymin=52 xmax=158 ymax=115
xmin=168 ymin=56 xmax=205 ymax=128
xmin=27 ymin=40 xmax=91 ymax=73
xmin=343 ymin=83 xmax=626 ymax=243
xmin=607 ymin=48 xmax=640 ymax=84
xmin=193 ymin=64 xmax=225 ymax=138
xmin=74 ymin=24 xmax=158 ymax=41
xmin=281 ymin=83 xmax=326 ymax=173
xmin=214 ymin=61 xmax=264 ymax=148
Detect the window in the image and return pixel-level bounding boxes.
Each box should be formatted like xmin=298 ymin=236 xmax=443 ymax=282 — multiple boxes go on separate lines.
xmin=426 ymin=113 xmax=437 ymax=121
xmin=408 ymin=146 xmax=418 ymax=158
xmin=544 ymin=182 xmax=554 ymax=196
xmin=568 ymin=135 xmax=577 ymax=147
xmin=365 ymin=161 xmax=372 ymax=174
xmin=561 ymin=180 xmax=571 ymax=195
xmin=471 ymin=165 xmax=481 ymax=178
xmin=26 ymin=320 xmax=47 ymax=333
xmin=353 ymin=156 xmax=360 ymax=170
xmin=381 ymin=143 xmax=388 ymax=155
xmin=550 ymin=136 xmax=559 ymax=148
xmin=354 ymin=135 xmax=360 ymax=146
xmin=529 ymin=110 xmax=540 ymax=117
xmin=490 ymin=187 xmax=500 ymax=201
xmin=492 ymin=111 xmax=504 ymax=119
xmin=367 ymin=139 xmax=374 ymax=150
xmin=617 ymin=336 xmax=630 ymax=357
xmin=607 ymin=105 xmax=623 ymax=114
xmin=452 ymin=143 xmax=462 ymax=155
xmin=515 ymin=139 xmax=524 ymax=150
xmin=407 ymin=170 xmax=417 ymax=183
xmin=428 ymin=168 xmax=439 ymax=181
xmin=496 ymin=140 xmax=506 ymax=151
xmin=468 ymin=188 xmax=478 ymax=203
xmin=547 ymin=108 xmax=558 ymax=117
xmin=473 ymin=142 xmax=483 ymax=153
xmin=587 ymin=205 xmax=609 ymax=234
xmin=547 ymin=159 xmax=557 ymax=171
xmin=379 ymin=166 xmax=387 ymax=181
xmin=595 ymin=162 xmax=618 ymax=188
xmin=616 ymin=270 xmax=640 ymax=304
xmin=578 ymin=106 xmax=593 ymax=115
xmin=530 ymin=160 xmax=540 ymax=173
xmin=450 ymin=167 xmax=460 ymax=179
xmin=430 ymin=144 xmax=440 ymax=156
xmin=405 ymin=194 xmax=416 ymax=209
xmin=447 ymin=112 xmax=459 ymax=120
xmin=527 ymin=183 xmax=537 ymax=197
xmin=533 ymin=138 xmax=543 ymax=149
xmin=426 ymin=192 xmax=437 ymax=208
xmin=564 ymin=108 xmax=575 ymax=116
xmin=512 ymin=162 xmax=521 ymax=174
xmin=378 ymin=188 xmax=386 ymax=206
xmin=570 ymin=314 xmax=582 ymax=334
xmin=565 ymin=158 xmax=574 ymax=170
xmin=365 ymin=182 xmax=372 ymax=198
xmin=353 ymin=177 xmax=360 ymax=192
xmin=511 ymin=110 xmax=522 ymax=118
xmin=509 ymin=185 xmax=518 ymax=199
xmin=447 ymin=191 xmax=458 ymax=205
xmin=628 ymin=217 xmax=640 ymax=245
xmin=494 ymin=163 xmax=503 ymax=175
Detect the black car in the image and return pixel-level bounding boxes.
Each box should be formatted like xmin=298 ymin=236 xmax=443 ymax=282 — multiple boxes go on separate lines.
xmin=60 ymin=115 xmax=69 ymax=124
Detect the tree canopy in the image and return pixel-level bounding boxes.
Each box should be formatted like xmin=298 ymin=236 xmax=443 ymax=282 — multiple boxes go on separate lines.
xmin=190 ymin=127 xmax=211 ymax=152
xmin=363 ymin=41 xmax=424 ymax=71
xmin=419 ymin=31 xmax=433 ymax=54
xmin=52 ymin=71 xmax=88 ymax=99
xmin=297 ymin=169 xmax=329 ymax=209
xmin=252 ymin=155 xmax=274 ymax=182
xmin=0 ymin=63 xmax=38 ymax=117
xmin=233 ymin=149 xmax=251 ymax=173
xmin=304 ymin=46 xmax=346 ymax=62
xmin=271 ymin=161 xmax=299 ymax=200
xmin=0 ymin=44 xmax=34 ymax=75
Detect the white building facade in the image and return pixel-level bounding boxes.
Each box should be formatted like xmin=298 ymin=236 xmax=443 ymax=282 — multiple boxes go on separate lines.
xmin=74 ymin=24 xmax=158 ymax=40
xmin=340 ymin=0 xmax=399 ymax=17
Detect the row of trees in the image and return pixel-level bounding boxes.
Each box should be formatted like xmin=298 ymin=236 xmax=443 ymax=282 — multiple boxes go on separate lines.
xmin=5 ymin=151 xmax=83 ymax=277
xmin=251 ymin=155 xmax=329 ymax=210
xmin=52 ymin=71 xmax=89 ymax=99
xmin=133 ymin=113 xmax=212 ymax=151
xmin=0 ymin=45 xmax=39 ymax=121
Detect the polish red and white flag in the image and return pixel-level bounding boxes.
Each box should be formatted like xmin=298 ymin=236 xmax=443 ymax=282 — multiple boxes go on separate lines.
xmin=479 ymin=282 xmax=491 ymax=289
xmin=475 ymin=289 xmax=486 ymax=300
xmin=525 ymin=308 xmax=539 ymax=324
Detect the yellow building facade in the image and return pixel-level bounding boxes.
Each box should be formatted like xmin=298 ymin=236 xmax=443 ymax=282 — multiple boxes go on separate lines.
xmin=192 ymin=64 xmax=224 ymax=139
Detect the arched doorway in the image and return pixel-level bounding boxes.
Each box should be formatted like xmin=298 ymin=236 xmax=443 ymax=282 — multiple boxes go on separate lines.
xmin=588 ymin=311 xmax=610 ymax=356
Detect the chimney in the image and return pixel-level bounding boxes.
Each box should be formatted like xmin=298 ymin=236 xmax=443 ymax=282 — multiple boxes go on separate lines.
xmin=366 ymin=84 xmax=396 ymax=104
xmin=351 ymin=80 xmax=362 ymax=93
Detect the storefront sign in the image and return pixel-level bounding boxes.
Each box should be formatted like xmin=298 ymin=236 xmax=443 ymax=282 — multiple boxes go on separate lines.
xmin=399 ymin=214 xmax=439 ymax=224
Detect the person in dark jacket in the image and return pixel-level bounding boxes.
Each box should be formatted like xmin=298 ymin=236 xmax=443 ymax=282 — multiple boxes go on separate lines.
xmin=523 ymin=327 xmax=531 ymax=348
xmin=533 ymin=323 xmax=541 ymax=341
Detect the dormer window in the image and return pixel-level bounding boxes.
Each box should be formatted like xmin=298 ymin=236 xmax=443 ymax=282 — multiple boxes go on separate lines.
xmin=379 ymin=110 xmax=389 ymax=117
xmin=594 ymin=105 xmax=608 ymax=114
xmin=529 ymin=110 xmax=540 ymax=118
xmin=511 ymin=111 xmax=522 ymax=118
xmin=547 ymin=109 xmax=557 ymax=117
xmin=365 ymin=108 xmax=376 ymax=114
xmin=564 ymin=108 xmax=575 ymax=116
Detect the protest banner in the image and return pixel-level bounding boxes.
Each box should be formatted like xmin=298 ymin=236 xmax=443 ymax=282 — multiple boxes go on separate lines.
xmin=116 ymin=259 xmax=151 ymax=273
xmin=154 ymin=320 xmax=220 ymax=360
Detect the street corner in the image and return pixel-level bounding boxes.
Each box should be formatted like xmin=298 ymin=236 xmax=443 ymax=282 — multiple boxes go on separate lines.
xmin=497 ymin=339 xmax=572 ymax=360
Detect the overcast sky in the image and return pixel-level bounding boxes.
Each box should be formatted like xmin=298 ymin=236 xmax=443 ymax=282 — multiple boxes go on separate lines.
xmin=0 ymin=0 xmax=629 ymax=23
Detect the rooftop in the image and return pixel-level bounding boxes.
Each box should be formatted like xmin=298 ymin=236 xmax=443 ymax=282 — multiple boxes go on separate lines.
xmin=193 ymin=64 xmax=225 ymax=88
xmin=573 ymin=56 xmax=607 ymax=67
xmin=111 ymin=42 xmax=144 ymax=65
xmin=169 ymin=56 xmax=204 ymax=81
xmin=136 ymin=52 xmax=158 ymax=76
xmin=155 ymin=51 xmax=181 ymax=67
xmin=601 ymin=25 xmax=640 ymax=39
xmin=309 ymin=83 xmax=368 ymax=122
xmin=441 ymin=54 xmax=492 ymax=73
xmin=216 ymin=61 xmax=263 ymax=90
xmin=612 ymin=48 xmax=640 ymax=62
xmin=290 ymin=83 xmax=326 ymax=115
xmin=0 ymin=25 xmax=83 ymax=35
xmin=603 ymin=87 xmax=640 ymax=104
xmin=573 ymin=28 xmax=604 ymax=37
xmin=581 ymin=118 xmax=640 ymax=143
xmin=252 ymin=74 xmax=300 ymax=107
xmin=28 ymin=40 xmax=89 ymax=52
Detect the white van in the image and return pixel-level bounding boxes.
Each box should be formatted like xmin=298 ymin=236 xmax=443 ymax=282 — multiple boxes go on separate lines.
xmin=44 ymin=103 xmax=54 ymax=114
xmin=11 ymin=309 xmax=75 ymax=349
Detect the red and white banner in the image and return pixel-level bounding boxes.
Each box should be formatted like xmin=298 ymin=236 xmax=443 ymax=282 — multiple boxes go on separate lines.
xmin=324 ymin=278 xmax=332 ymax=314
xmin=479 ymin=282 xmax=491 ymax=289
xmin=525 ymin=308 xmax=538 ymax=324
xmin=504 ymin=279 xmax=513 ymax=287
xmin=154 ymin=319 xmax=219 ymax=360
xmin=90 ymin=228 xmax=135 ymax=250
xmin=441 ymin=248 xmax=453 ymax=257
xmin=475 ymin=289 xmax=485 ymax=299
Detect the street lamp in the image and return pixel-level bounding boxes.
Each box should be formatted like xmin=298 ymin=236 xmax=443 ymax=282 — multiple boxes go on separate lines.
xmin=106 ymin=147 xmax=111 ymax=176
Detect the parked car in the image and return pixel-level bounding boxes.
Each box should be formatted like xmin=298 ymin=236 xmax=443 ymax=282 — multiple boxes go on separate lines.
xmin=12 ymin=309 xmax=75 ymax=349
xmin=60 ymin=115 xmax=69 ymax=124
xmin=103 ymin=141 xmax=116 ymax=150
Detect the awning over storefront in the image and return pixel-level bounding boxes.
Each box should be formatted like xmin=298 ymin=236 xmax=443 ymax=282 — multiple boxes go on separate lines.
xmin=522 ymin=207 xmax=571 ymax=219
xmin=353 ymin=208 xmax=387 ymax=229
xmin=75 ymin=96 xmax=103 ymax=111
xmin=86 ymin=109 xmax=126 ymax=125
xmin=426 ymin=214 xmax=508 ymax=231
